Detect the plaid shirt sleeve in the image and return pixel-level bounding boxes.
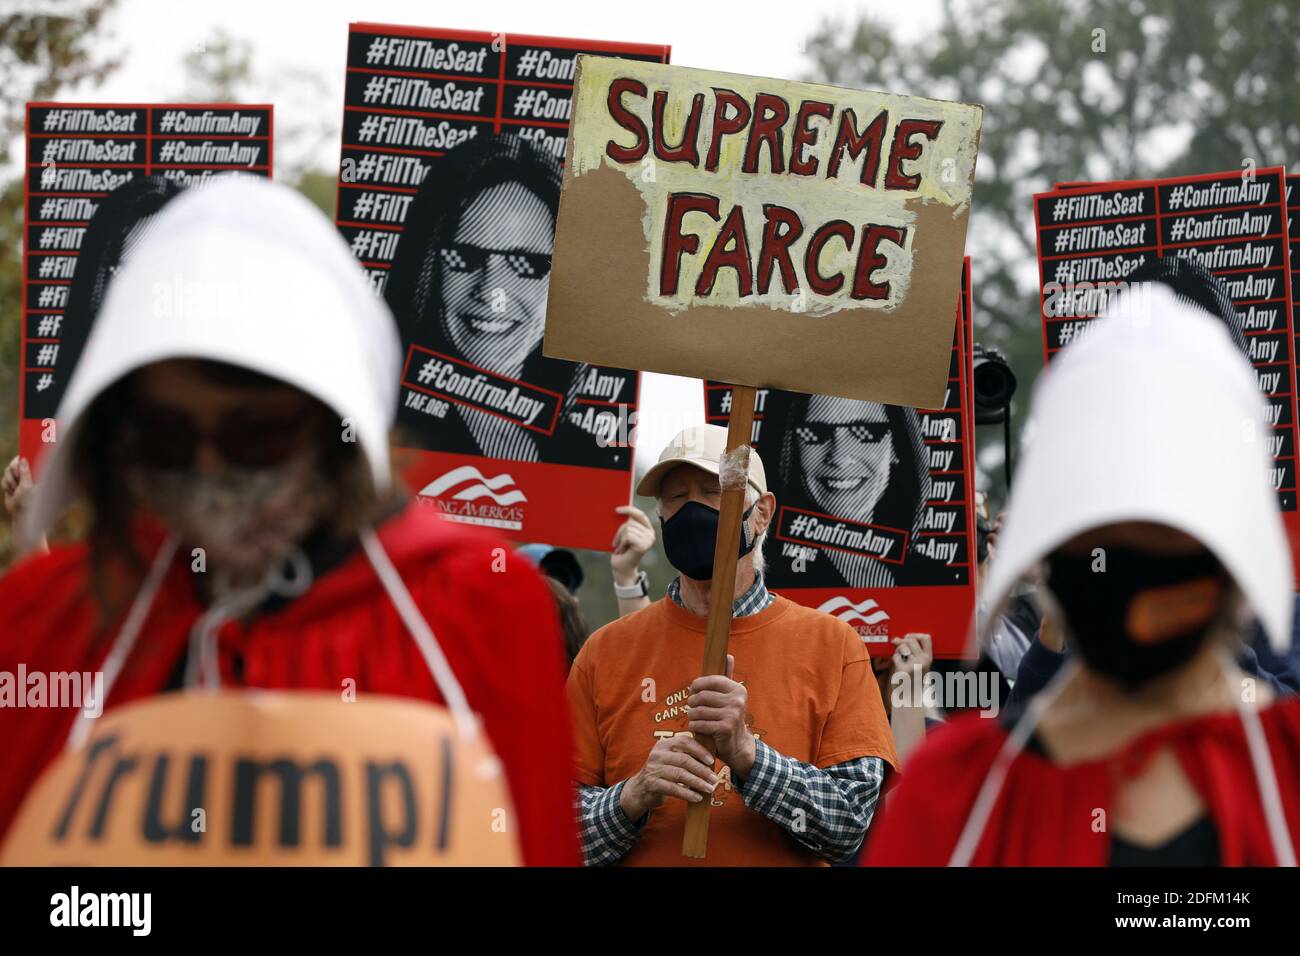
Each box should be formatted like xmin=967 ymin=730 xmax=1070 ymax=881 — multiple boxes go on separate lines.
xmin=576 ymin=781 xmax=644 ymax=866
xmin=733 ymin=741 xmax=885 ymax=863
xmin=576 ymin=748 xmax=884 ymax=865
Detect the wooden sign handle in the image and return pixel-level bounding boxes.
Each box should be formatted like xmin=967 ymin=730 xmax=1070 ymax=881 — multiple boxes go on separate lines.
xmin=681 ymin=383 xmax=757 ymax=859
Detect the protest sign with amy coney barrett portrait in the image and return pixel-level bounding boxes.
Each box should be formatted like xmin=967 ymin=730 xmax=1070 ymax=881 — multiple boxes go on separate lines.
xmin=20 ymin=103 xmax=273 ymax=466
xmin=335 ymin=23 xmax=669 ymax=549
xmin=1037 ymin=168 xmax=1300 ymax=582
xmin=705 ymin=261 xmax=978 ymax=657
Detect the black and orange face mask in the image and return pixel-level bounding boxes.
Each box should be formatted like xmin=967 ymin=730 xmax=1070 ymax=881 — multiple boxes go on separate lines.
xmin=1046 ymin=547 xmax=1228 ymax=689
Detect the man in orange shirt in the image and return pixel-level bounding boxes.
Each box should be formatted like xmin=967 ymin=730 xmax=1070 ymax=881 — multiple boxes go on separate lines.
xmin=567 ymin=425 xmax=899 ymax=866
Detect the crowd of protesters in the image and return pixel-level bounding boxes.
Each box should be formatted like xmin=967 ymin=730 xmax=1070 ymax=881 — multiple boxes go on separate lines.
xmin=2 ymin=176 xmax=1299 ymax=868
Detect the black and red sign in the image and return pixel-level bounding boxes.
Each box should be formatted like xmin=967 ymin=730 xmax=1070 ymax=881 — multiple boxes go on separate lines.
xmin=1289 ymin=175 xmax=1300 ymax=464
xmin=334 ymin=23 xmax=669 ymax=549
xmin=705 ymin=260 xmax=977 ymax=657
xmin=20 ymin=102 xmax=274 ymax=463
xmin=1036 ymin=169 xmax=1300 ymax=579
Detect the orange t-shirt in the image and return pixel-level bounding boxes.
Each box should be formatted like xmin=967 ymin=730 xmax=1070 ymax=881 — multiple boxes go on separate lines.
xmin=567 ymin=593 xmax=898 ymax=866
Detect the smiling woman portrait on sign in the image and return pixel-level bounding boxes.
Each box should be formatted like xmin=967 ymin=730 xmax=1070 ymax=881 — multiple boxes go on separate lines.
xmin=761 ymin=390 xmax=956 ymax=588
xmin=385 ymin=133 xmax=628 ymax=467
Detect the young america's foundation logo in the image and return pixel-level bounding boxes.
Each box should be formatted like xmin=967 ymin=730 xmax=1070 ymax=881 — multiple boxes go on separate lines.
xmin=816 ymin=595 xmax=891 ymax=641
xmin=418 ymin=465 xmax=527 ymax=531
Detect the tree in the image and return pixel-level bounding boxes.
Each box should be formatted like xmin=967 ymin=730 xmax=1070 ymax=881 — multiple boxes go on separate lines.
xmin=179 ymin=27 xmax=253 ymax=103
xmin=0 ymin=0 xmax=121 ymax=165
xmin=180 ymin=32 xmax=337 ymax=212
xmin=805 ymin=0 xmax=1300 ymax=486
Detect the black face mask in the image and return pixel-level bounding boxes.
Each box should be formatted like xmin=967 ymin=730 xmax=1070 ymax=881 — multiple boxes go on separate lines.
xmin=661 ymin=500 xmax=757 ymax=581
xmin=1045 ymin=547 xmax=1227 ymax=689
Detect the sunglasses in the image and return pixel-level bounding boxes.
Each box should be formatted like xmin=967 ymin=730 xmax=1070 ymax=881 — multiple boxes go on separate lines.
xmin=795 ymin=420 xmax=890 ymax=446
xmin=439 ymin=243 xmax=552 ymax=280
xmin=127 ymin=402 xmax=315 ymax=470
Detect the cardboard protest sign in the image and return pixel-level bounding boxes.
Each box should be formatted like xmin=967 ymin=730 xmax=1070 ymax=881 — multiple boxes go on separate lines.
xmin=545 ymin=57 xmax=982 ymax=409
xmin=706 ymin=260 xmax=976 ymax=658
xmin=0 ymin=692 xmax=520 ymax=866
xmin=19 ymin=103 xmax=274 ymax=464
xmin=335 ymin=23 xmax=668 ymax=549
xmin=1035 ymin=168 xmax=1300 ymax=579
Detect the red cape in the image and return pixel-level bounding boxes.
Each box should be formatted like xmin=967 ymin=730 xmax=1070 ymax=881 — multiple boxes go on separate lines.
xmin=0 ymin=502 xmax=579 ymax=866
xmin=864 ymin=696 xmax=1300 ymax=866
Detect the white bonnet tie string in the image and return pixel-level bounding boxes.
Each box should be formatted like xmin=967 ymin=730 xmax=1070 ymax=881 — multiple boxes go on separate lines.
xmin=66 ymin=535 xmax=180 ymax=750
xmin=360 ymin=526 xmax=479 ymax=744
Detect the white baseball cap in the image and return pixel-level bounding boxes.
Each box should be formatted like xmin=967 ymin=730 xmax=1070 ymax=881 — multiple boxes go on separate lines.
xmin=636 ymin=424 xmax=767 ymax=498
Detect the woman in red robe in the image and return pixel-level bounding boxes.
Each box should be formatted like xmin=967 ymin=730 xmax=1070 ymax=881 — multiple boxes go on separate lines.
xmin=0 ymin=176 xmax=579 ymax=865
xmin=867 ymin=273 xmax=1300 ymax=867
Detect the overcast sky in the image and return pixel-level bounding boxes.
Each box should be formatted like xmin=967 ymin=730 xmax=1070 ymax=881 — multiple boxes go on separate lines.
xmin=45 ymin=0 xmax=945 ymax=478
xmin=84 ymin=0 xmax=940 ymax=102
